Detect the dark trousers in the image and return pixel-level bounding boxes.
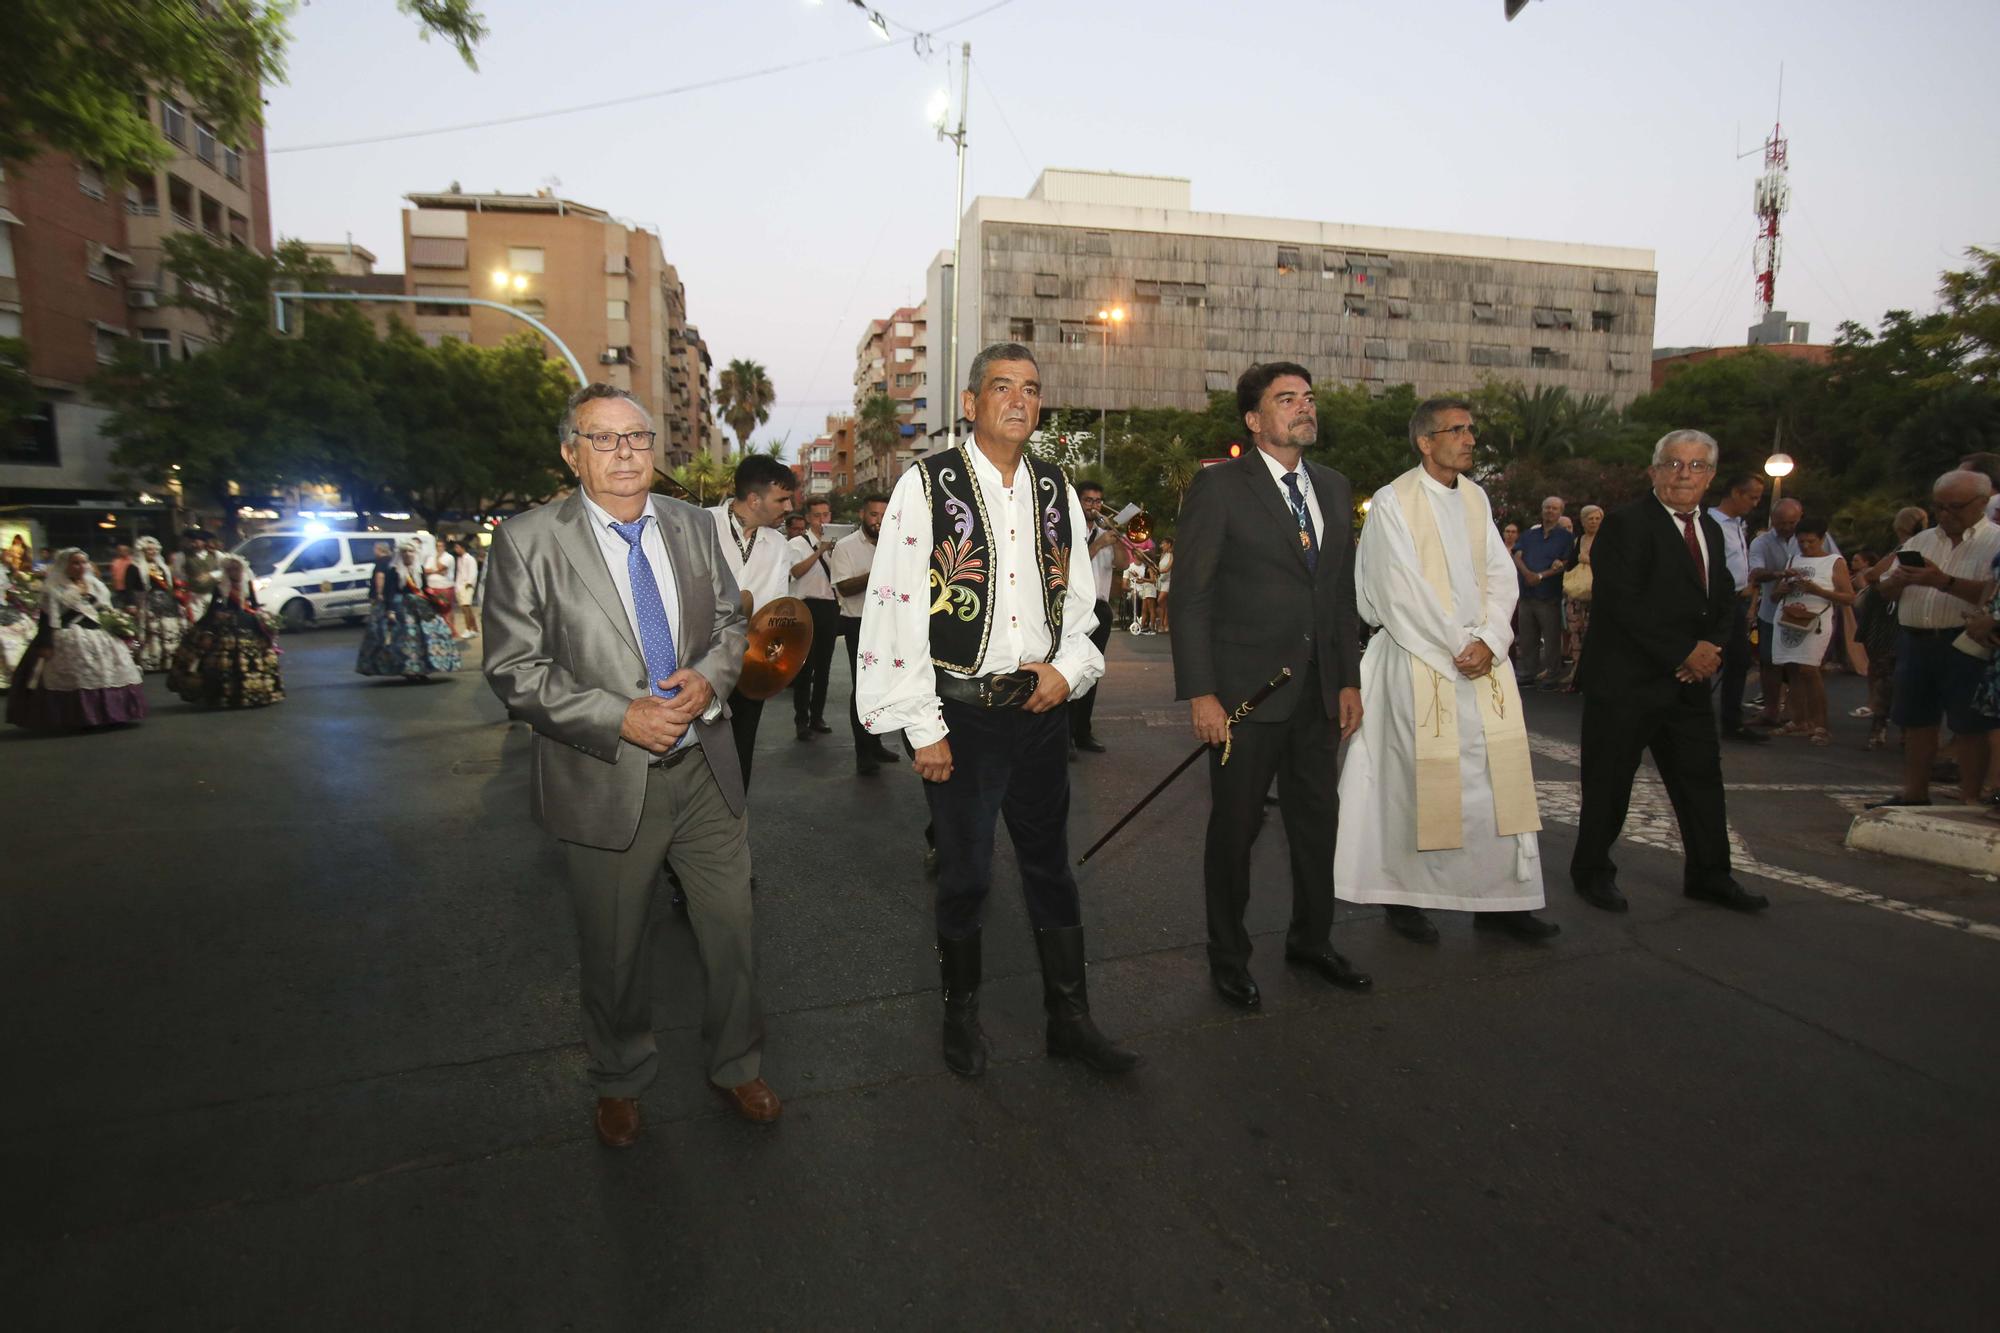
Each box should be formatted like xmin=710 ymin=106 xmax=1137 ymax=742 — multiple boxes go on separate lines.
xmin=925 ymin=698 xmax=1082 ymax=939
xmin=838 ymin=614 xmax=873 ymax=752
xmin=727 ymin=689 xmax=764 ymax=792
xmin=1201 ymin=665 xmax=1337 ymax=970
xmin=792 ymin=597 xmax=840 ymax=726
xmin=1572 ymin=686 xmax=1732 ymax=891
xmin=1716 ymin=597 xmax=1754 ymax=730
xmin=1069 ymin=598 xmax=1114 ymax=743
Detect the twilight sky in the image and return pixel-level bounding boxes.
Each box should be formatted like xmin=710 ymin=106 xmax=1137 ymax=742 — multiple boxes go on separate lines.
xmin=265 ymin=0 xmax=2000 ymax=456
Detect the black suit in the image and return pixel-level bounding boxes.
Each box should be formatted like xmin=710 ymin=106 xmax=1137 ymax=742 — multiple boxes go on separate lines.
xmin=1572 ymin=495 xmax=1739 ymax=893
xmin=1171 ymin=452 xmax=1363 ymax=969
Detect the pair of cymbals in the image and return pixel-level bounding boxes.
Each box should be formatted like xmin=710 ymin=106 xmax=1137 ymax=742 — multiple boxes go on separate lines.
xmin=736 ymin=596 xmax=815 ymax=700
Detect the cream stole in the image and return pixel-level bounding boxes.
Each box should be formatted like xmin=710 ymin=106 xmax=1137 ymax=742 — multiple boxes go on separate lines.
xmin=1389 ymin=469 xmax=1542 ymax=851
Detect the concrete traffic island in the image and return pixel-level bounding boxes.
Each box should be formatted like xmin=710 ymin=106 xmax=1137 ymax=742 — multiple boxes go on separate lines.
xmin=1845 ymin=803 xmax=2000 ymax=875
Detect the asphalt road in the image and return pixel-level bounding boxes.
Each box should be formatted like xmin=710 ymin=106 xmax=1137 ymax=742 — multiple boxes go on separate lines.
xmin=4 ymin=626 xmax=1997 ymax=1329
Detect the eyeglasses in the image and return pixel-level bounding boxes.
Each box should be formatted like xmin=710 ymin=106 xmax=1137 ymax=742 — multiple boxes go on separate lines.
xmin=573 ymin=429 xmax=657 ymax=453
xmin=1425 ymin=423 xmax=1477 ymax=441
xmin=1654 ymin=459 xmax=1716 ymax=475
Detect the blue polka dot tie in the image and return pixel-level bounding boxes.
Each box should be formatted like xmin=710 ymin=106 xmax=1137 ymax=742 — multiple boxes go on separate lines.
xmin=609 ymin=517 xmax=680 ymax=700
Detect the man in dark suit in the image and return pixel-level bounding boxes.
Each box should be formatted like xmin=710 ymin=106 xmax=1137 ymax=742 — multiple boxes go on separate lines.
xmin=1572 ymin=428 xmax=1769 ymax=914
xmin=1171 ymin=362 xmax=1370 ymax=1009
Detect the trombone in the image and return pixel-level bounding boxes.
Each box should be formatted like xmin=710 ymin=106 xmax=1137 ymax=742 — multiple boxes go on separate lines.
xmin=1092 ymin=503 xmax=1160 ymax=571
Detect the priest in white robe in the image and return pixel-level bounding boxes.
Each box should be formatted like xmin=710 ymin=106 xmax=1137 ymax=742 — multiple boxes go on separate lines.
xmin=1333 ymin=397 xmax=1559 ymax=945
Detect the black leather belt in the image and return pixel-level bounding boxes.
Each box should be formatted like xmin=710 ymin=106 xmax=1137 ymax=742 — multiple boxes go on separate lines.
xmin=650 ymin=742 xmax=701 ymax=770
xmin=936 ymin=669 xmax=1038 ymax=709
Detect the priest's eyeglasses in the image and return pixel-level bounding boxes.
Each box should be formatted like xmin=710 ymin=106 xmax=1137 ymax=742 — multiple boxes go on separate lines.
xmin=574 ymin=429 xmax=657 ymax=453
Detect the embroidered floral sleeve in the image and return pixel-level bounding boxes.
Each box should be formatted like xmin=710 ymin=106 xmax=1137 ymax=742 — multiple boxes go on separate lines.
xmin=855 ymin=467 xmax=951 ymax=747
xmin=1047 ymin=484 xmax=1106 ymax=697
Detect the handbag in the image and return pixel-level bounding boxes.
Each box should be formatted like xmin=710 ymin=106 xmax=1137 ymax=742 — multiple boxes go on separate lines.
xmin=1780 ymin=601 xmax=1822 ymax=631
xmin=1561 ymin=563 xmax=1592 ymax=601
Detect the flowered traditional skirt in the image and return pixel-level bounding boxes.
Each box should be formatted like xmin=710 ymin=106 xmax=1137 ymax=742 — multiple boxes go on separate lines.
xmin=133 ymin=587 xmax=186 ymax=672
xmin=5 ymin=623 xmax=148 ymax=730
xmin=169 ymin=607 xmax=283 ymax=708
xmin=355 ymin=594 xmax=461 ymax=678
xmin=0 ymin=608 xmax=33 ymax=691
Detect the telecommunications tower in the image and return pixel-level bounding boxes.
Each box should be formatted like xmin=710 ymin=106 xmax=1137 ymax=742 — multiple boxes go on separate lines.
xmin=1746 ymin=72 xmax=1790 ymax=318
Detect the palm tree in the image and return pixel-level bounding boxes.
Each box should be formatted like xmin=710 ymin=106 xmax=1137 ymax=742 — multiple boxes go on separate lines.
xmin=669 ymin=452 xmax=728 ymax=505
xmin=716 ymin=358 xmax=775 ymax=452
xmin=1158 ymin=434 xmax=1200 ymax=514
xmin=856 ymin=391 xmax=903 ymax=467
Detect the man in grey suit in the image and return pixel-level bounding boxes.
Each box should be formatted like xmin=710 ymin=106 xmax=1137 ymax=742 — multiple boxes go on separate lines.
xmin=483 ymin=383 xmax=780 ymax=1150
xmin=1171 ymin=362 xmax=1371 ymax=1011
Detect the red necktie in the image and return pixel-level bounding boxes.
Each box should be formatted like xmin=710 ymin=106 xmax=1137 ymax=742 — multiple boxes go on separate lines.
xmin=1678 ymin=512 xmax=1706 ymax=589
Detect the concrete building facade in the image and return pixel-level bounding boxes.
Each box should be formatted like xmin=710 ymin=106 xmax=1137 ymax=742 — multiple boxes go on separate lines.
xmin=851 ymin=303 xmax=928 ymax=490
xmin=399 ymin=188 xmax=710 ymax=468
xmin=954 ymin=169 xmax=1659 ymax=415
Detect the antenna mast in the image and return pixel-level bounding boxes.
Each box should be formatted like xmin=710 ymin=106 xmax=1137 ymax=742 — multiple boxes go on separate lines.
xmin=1749 ymin=67 xmax=1790 ymax=318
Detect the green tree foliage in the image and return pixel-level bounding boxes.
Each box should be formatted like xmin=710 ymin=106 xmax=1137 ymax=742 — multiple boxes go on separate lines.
xmin=716 ymin=359 xmax=775 ymax=452
xmin=855 ymin=392 xmax=903 ymax=467
xmin=0 ymin=0 xmax=485 ymax=179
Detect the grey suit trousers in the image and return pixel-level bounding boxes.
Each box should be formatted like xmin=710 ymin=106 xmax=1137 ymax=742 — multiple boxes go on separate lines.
xmin=561 ymin=749 xmax=760 ymax=1096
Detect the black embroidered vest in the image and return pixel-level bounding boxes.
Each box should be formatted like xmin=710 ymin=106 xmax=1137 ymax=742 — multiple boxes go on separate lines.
xmin=914 ymin=445 xmax=1073 ymax=675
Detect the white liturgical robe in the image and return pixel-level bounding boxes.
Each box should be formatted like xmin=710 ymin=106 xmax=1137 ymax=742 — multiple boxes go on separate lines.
xmin=1335 ymin=467 xmax=1545 ymax=911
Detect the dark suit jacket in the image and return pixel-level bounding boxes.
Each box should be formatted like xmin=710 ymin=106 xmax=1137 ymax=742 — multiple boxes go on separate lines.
xmin=1170 ymin=451 xmax=1362 ymax=722
xmin=1580 ymin=494 xmax=1738 ymax=706
xmin=482 ymin=490 xmax=747 ymax=851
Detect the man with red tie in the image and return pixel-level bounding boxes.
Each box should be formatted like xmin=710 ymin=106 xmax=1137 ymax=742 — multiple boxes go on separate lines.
xmin=1571 ymin=428 xmax=1769 ymax=915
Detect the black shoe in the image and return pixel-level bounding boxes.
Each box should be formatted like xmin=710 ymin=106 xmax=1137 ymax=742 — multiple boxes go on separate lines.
xmin=937 ymin=931 xmax=990 ymax=1078
xmin=1475 ymin=910 xmax=1562 ymax=942
xmin=1686 ymin=878 xmax=1769 ymax=912
xmin=1385 ymin=905 xmax=1439 ymax=943
xmin=1034 ymin=926 xmax=1140 ymax=1073
xmin=869 ymin=743 xmax=902 ymax=764
xmin=1284 ymin=947 xmax=1373 ymax=992
xmin=809 ymin=719 xmax=833 ymax=733
xmin=1573 ymin=874 xmax=1628 ymax=913
xmin=1865 ymin=795 xmax=1932 ymax=809
xmin=795 ymin=722 xmax=814 ymax=742
xmin=1722 ymin=726 xmax=1772 ymax=745
xmin=1210 ymin=966 xmax=1262 ymax=1010
xmin=922 ymin=846 xmax=940 ymax=878
xmin=856 ymin=757 xmax=880 ymax=777
xmin=1074 ymin=735 xmax=1107 ymax=754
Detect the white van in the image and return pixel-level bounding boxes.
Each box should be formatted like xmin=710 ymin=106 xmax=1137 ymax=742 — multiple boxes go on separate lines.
xmin=233 ymin=529 xmax=421 ymax=629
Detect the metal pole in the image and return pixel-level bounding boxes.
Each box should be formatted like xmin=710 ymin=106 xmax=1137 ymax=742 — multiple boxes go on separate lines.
xmin=271 ymin=291 xmax=589 ymax=386
xmin=1098 ymin=328 xmax=1107 ymax=472
xmin=947 ymin=42 xmax=969 ymax=451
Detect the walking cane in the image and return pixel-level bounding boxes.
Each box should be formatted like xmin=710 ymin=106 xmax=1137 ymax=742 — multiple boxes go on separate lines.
xmin=1076 ymin=666 xmax=1293 ymax=866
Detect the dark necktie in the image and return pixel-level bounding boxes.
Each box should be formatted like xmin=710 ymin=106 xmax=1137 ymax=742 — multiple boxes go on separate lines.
xmin=609 ymin=517 xmax=681 ymax=700
xmin=1283 ymin=471 xmax=1319 ymax=573
xmin=1678 ymin=511 xmax=1706 ymax=589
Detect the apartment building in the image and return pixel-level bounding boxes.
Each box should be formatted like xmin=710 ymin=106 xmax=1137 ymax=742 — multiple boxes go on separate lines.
xmin=851 ymin=303 xmax=928 ymax=490
xmin=792 ymin=413 xmax=856 ymax=498
xmin=953 ymin=169 xmax=1659 ymax=415
xmin=1 ymin=90 xmax=271 ymax=534
xmin=399 ymin=188 xmax=710 ymax=467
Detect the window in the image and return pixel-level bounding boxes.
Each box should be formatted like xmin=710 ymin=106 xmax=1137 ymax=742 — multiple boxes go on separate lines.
xmin=346 ymin=538 xmax=390 ymax=566
xmin=139 ymin=328 xmax=173 ymax=368
xmin=181 ymin=334 xmax=208 ymax=358
xmin=95 ymin=326 xmax=125 ymax=365
xmin=228 ymin=210 xmax=249 ymax=248
xmin=1342 ymin=295 xmax=1372 ymax=317
xmin=1410 ymin=339 xmax=1452 ymax=363
xmin=507 ymin=246 xmax=545 ymax=273
xmin=86 ymin=243 xmax=113 ymax=283
xmin=1529 ymin=346 xmax=1570 ymax=369
xmin=168 ymin=174 xmax=194 ymax=226
xmin=161 ymin=98 xmax=187 ymax=146
xmin=1008 ymin=317 xmax=1035 ymax=342
xmin=894 ymin=373 xmax=915 ymax=388
xmin=1471 ymin=301 xmax=1497 ymax=323
xmin=1034 ymin=273 xmax=1060 ymax=298
xmin=194 ymin=119 xmax=218 ymax=167
xmin=894 ymin=346 xmax=914 ymax=363
xmin=1468 ymin=344 xmax=1511 ymax=367
xmin=416 ymin=283 xmax=471 ymax=317
xmin=1635 ymin=276 xmax=1659 ymax=296
xmin=409 ymin=236 xmax=467 ymax=268
xmin=1591 ymin=310 xmax=1615 ymax=333
xmin=1592 ymin=274 xmax=1621 ymax=294
xmin=126 ymin=173 xmax=160 ymax=216
xmin=893 ymin=321 xmax=914 ymax=338
xmin=223 ymin=145 xmax=243 ymax=184
xmin=290 ymin=538 xmax=341 ymax=573
xmin=1175 ymin=282 xmax=1207 ymax=309
xmin=606 ymin=299 xmax=629 ymax=321
xmin=1386 ymin=296 xmax=1411 ymax=319
xmin=1058 ymin=321 xmax=1090 ymax=346
xmin=1204 ymin=369 xmax=1234 ymax=392
xmin=1363 ymin=338 xmax=1390 ymax=360
xmin=1608 ymin=351 xmax=1633 ymax=373
xmin=1276 ymin=246 xmax=1301 ymax=275
xmin=199 ymin=192 xmax=223 ymax=238
xmin=77 ymin=162 xmax=107 ymax=200
xmin=1076 ymin=231 xmax=1112 ymax=257
xmin=1531 ymin=307 xmax=1575 ymax=331
xmin=516 ymin=298 xmax=545 ymax=318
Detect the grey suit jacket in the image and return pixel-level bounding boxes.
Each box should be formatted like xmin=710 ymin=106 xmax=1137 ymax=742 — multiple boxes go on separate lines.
xmin=1169 ymin=451 xmax=1363 ymax=723
xmin=482 ymin=490 xmax=748 ymax=850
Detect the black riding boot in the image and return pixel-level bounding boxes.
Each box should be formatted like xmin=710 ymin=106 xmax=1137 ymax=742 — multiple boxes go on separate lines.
xmin=938 ymin=931 xmax=989 ymax=1078
xmin=1032 ymin=925 xmax=1140 ymax=1073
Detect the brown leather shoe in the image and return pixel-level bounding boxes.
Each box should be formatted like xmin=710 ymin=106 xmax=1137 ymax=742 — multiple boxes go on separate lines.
xmin=715 ymin=1077 xmax=782 ymax=1124
xmin=595 ymin=1096 xmax=641 ymax=1149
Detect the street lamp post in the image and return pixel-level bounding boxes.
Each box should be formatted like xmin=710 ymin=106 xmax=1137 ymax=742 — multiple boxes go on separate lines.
xmin=1095 ymin=305 xmax=1125 ymax=471
xmin=271 ymin=290 xmax=588 ymax=386
xmin=932 ymin=43 xmax=970 ymax=451
xmin=1764 ymin=451 xmax=1795 ymax=507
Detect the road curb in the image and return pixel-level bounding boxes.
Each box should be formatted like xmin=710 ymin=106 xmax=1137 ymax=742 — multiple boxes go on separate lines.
xmin=1844 ymin=805 xmax=2000 ymax=875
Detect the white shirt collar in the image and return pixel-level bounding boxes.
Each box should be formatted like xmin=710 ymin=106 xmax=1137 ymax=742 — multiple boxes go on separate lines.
xmin=966 ymin=438 xmax=1027 ymax=493
xmin=1416 ymin=465 xmax=1460 ymax=496
xmin=580 ymin=489 xmax=652 ymax=532
xmin=1258 ymin=446 xmax=1309 ymax=489
xmin=1657 ymin=493 xmax=1699 ymax=521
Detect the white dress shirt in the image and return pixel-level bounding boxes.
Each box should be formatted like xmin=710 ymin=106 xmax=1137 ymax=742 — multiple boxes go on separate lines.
xmin=1089 ymin=543 xmax=1114 ymax=603
xmin=707 ymin=502 xmax=790 ymax=613
xmin=788 ymin=531 xmax=835 ymax=600
xmin=855 ymin=442 xmax=1104 ymax=748
xmin=1258 ymin=445 xmax=1325 ymax=548
xmin=579 ymin=491 xmax=718 ymax=748
xmin=1897 ymin=520 xmax=2000 ymax=630
xmin=829 ymin=530 xmax=877 ymax=618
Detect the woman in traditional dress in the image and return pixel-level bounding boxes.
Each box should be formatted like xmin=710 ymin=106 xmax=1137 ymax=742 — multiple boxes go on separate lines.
xmin=5 ymin=549 xmax=147 ymax=730
xmin=124 ymin=535 xmax=186 ymax=672
xmin=170 ymin=554 xmax=284 ymax=708
xmin=355 ymin=538 xmax=461 ymax=682
xmin=1772 ymin=518 xmax=1853 ymax=745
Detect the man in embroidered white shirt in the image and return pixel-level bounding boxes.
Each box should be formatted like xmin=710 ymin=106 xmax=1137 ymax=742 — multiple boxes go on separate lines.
xmin=856 ymin=342 xmax=1137 ymax=1079
xmin=706 ymin=455 xmax=796 ymax=791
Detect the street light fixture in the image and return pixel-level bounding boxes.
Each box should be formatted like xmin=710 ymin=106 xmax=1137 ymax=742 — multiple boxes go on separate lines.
xmin=1765 ymin=451 xmax=1795 ymax=506
xmin=1095 ymin=306 xmax=1126 ymax=470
